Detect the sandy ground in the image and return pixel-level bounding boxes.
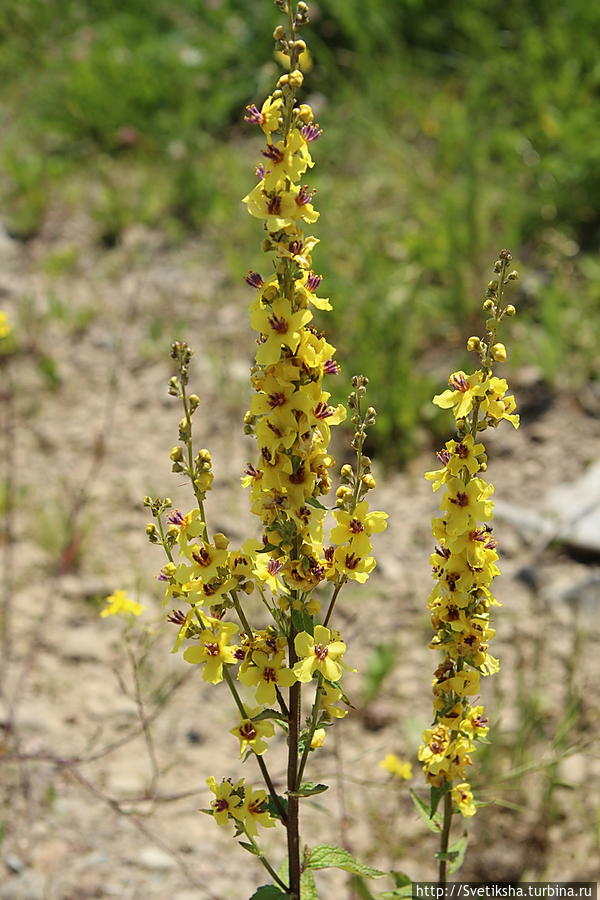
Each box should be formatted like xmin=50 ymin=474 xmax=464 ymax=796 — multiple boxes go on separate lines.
xmin=1 ymin=219 xmax=599 ymax=899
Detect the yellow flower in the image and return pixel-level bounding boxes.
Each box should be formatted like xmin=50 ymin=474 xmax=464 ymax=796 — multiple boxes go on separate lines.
xmin=311 ymin=728 xmax=326 ymax=748
xmin=433 ymin=371 xmax=488 ymax=420
xmin=319 ymin=684 xmax=348 ymax=719
xmin=183 ymin=621 xmax=239 ymax=683
xmin=451 ymin=782 xmax=477 ymax=818
xmin=0 ymin=311 xmax=11 ymax=339
xmin=230 ymin=708 xmax=275 ymax=757
xmin=238 ymin=649 xmax=297 ymax=704
xmin=330 ymin=501 xmax=388 ymax=556
xmin=379 ymin=753 xmax=413 ymax=780
xmin=206 ymin=776 xmax=243 ymax=828
xmin=250 ymin=297 xmax=313 ymax=366
xmin=293 ymin=625 xmax=347 ymax=683
xmin=231 ymin=784 xmax=275 ymax=837
xmin=100 ymin=589 xmax=145 ymax=618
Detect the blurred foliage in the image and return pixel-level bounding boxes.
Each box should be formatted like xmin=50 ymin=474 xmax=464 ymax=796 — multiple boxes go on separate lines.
xmin=0 ymin=0 xmax=599 ymax=462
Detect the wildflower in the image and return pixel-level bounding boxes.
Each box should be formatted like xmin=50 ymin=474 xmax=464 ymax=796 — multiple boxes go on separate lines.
xmin=230 ymin=708 xmax=275 ymax=757
xmin=238 ymin=650 xmax=297 ymax=705
xmin=206 ymin=776 xmax=243 ymax=828
xmin=311 ymin=728 xmax=326 ymax=748
xmin=293 ymin=625 xmax=347 ymax=683
xmin=451 ymin=782 xmax=477 ymax=818
xmin=379 ymin=754 xmax=413 ymax=780
xmin=100 ymin=589 xmax=144 ymax=618
xmin=231 ymin=784 xmax=275 ymax=837
xmin=183 ymin=621 xmax=239 ymax=684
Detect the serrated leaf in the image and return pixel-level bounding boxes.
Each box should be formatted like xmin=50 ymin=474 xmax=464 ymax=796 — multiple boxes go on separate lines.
xmin=306 ymin=845 xmax=384 ymax=878
xmin=249 ymin=886 xmax=287 ymax=900
xmin=300 ymin=869 xmax=320 ymax=900
xmin=409 ymin=789 xmax=442 ymax=833
xmin=449 ymin=834 xmax=468 ymax=874
xmin=289 ymin=782 xmax=329 ymax=798
xmin=305 ymin=496 xmax=328 ymax=510
xmin=239 ymin=840 xmax=260 ymax=856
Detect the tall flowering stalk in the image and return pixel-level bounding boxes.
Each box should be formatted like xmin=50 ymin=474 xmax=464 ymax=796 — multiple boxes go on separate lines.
xmin=145 ymin=3 xmax=387 ymax=897
xmin=419 ymin=250 xmax=519 ymax=882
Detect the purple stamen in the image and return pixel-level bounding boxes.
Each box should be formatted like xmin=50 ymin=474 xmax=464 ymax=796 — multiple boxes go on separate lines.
xmin=306 ymin=273 xmax=322 ymax=292
xmin=244 ymin=104 xmax=263 ymax=125
xmin=323 ymin=358 xmax=340 ymax=375
xmin=301 ymin=123 xmax=323 ymax=142
xmin=244 ymin=271 xmax=264 ymax=288
xmin=296 ymin=185 xmax=316 ymax=207
xmin=167 ymin=510 xmax=186 ymax=526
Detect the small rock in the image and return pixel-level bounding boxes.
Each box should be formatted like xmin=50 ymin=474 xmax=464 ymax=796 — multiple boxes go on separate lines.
xmin=3 ymin=856 xmax=25 ymax=874
xmin=136 ymin=846 xmax=176 ymax=871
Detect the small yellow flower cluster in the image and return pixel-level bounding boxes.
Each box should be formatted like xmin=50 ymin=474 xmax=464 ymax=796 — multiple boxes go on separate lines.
xmin=419 ymin=251 xmax=519 ymax=818
xmin=206 ymin=776 xmax=275 ymax=837
xmin=100 ymin=589 xmax=144 ymax=618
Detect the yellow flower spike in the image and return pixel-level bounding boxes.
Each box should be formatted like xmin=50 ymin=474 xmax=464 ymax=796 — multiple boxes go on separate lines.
xmin=100 ymin=589 xmax=145 ymax=618
xmin=293 ymin=625 xmax=347 ymax=683
xmin=379 ymin=754 xmax=413 ymax=781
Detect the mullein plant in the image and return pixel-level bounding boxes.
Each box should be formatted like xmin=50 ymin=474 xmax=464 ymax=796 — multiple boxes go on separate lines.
xmin=145 ymin=3 xmax=387 ymax=897
xmin=419 ymin=250 xmax=519 ymax=883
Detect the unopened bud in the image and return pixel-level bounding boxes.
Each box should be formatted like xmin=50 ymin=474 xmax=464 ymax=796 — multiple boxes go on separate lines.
xmin=294 ymin=39 xmax=307 ymax=53
xmin=507 ymin=270 xmax=519 ymax=281
xmin=288 ymin=69 xmax=304 ymax=88
xmin=482 ymin=299 xmax=494 ymax=311
xmin=273 ymin=24 xmax=286 ymax=40
xmin=189 ymin=393 xmax=200 ymax=412
xmin=467 ymin=336 xmax=481 ymax=351
xmin=487 ymin=280 xmax=498 ymax=291
xmin=505 ymin=304 xmax=516 ymax=316
xmin=491 ymin=343 xmax=507 ymax=362
xmin=361 ymin=474 xmax=376 ymax=490
xmin=340 ymin=464 xmax=354 ymax=481
xmin=170 ymin=446 xmax=183 ymax=462
xmin=336 ymin=485 xmax=353 ymax=503
xmin=297 ymin=103 xmax=314 ymax=123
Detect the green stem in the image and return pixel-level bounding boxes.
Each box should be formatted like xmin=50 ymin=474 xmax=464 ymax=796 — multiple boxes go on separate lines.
xmin=323 ymin=578 xmax=346 ymax=629
xmin=438 ymin=791 xmax=453 ymax=886
xmin=222 ymin=667 xmax=288 ymax=825
xmin=244 ymin=830 xmax=289 ymax=893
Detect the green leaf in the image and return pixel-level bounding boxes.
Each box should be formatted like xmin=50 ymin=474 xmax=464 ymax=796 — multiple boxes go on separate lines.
xmin=350 ymin=875 xmax=377 ymax=899
xmin=391 ymin=872 xmax=412 ymax=887
xmin=306 ymin=845 xmax=385 ymax=878
xmin=289 ymin=782 xmax=329 ymax=798
xmin=266 ymin=795 xmax=288 ymax=822
xmin=378 ymin=887 xmax=414 ymax=899
xmin=252 ymin=708 xmax=288 ymax=724
xmin=239 ymin=841 xmax=260 ymax=856
xmin=448 ymin=834 xmax=468 ymax=874
xmin=430 ymin=782 xmax=451 ymax=816
xmin=291 ymin=608 xmax=313 ymax=635
xmin=300 ymin=869 xmax=320 ymax=900
xmin=249 ymin=887 xmax=287 ymax=900
xmin=409 ymin=789 xmax=442 ymax=833
xmin=305 ymin=496 xmax=328 ymax=510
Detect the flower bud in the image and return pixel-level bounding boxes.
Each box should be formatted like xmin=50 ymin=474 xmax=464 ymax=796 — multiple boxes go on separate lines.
xmin=361 ymin=474 xmax=376 ymax=490
xmin=505 ymin=304 xmax=516 ymax=316
xmin=294 ymin=40 xmax=307 ymax=53
xmin=491 ymin=343 xmax=507 ymax=362
xmin=189 ymin=393 xmax=200 ymax=413
xmin=288 ymin=69 xmax=304 ymax=88
xmin=213 ymin=532 xmax=230 ymax=550
xmin=340 ymin=464 xmax=354 ymax=482
xmin=482 ymin=299 xmax=494 ymax=310
xmin=336 ymin=485 xmax=353 ymax=503
xmin=466 ymin=336 xmax=481 ymax=352
xmin=507 ymin=270 xmax=519 ymax=281
xmin=170 ymin=446 xmax=183 ymax=462
xmin=298 ymin=103 xmax=314 ymax=123
xmin=273 ymin=24 xmax=286 ymax=40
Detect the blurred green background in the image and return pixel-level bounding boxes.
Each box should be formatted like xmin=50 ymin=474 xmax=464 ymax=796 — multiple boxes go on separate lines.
xmin=2 ymin=0 xmax=599 ymax=463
